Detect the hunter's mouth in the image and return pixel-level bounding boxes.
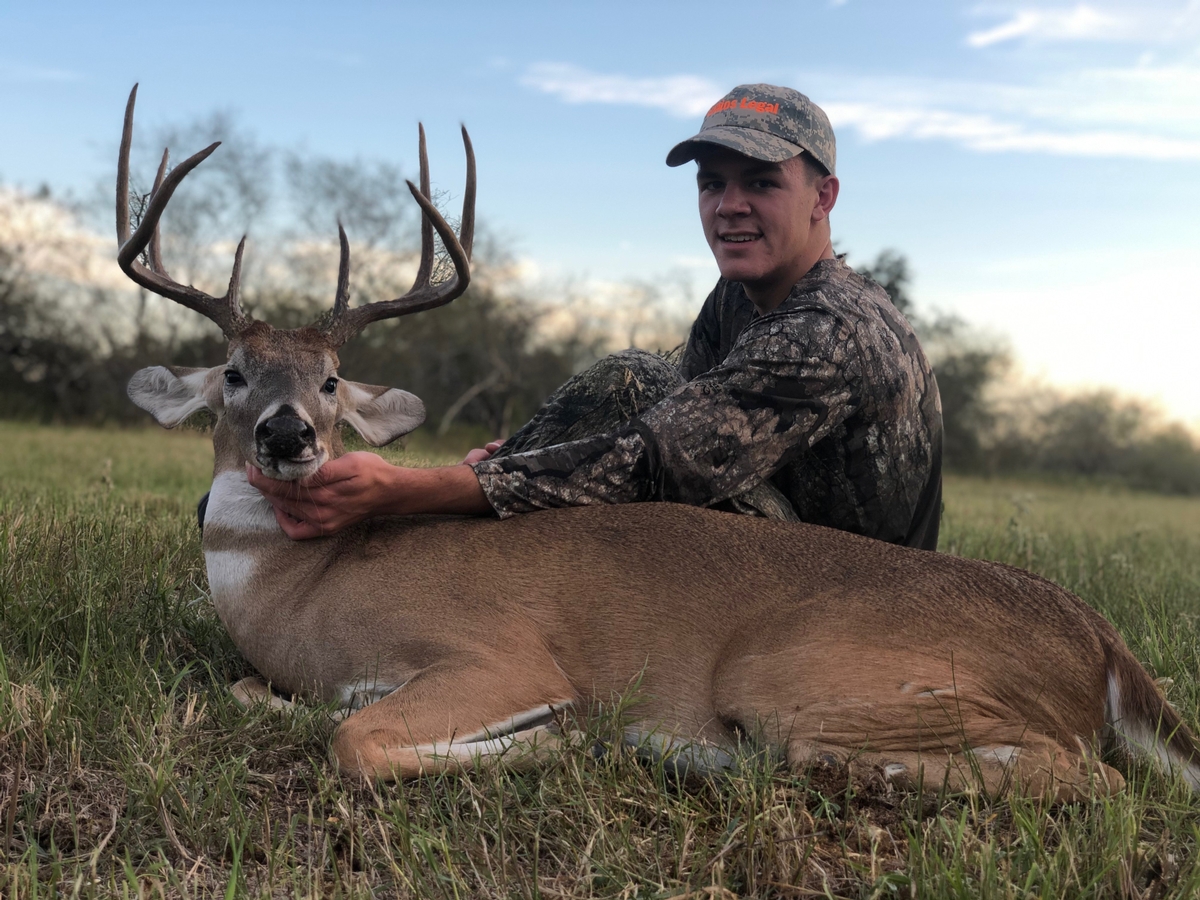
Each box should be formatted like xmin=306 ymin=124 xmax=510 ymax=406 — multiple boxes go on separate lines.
xmin=720 ymin=233 xmax=761 ymax=243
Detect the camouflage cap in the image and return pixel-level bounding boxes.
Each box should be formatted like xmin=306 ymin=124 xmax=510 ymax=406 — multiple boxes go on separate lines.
xmin=666 ymin=84 xmax=836 ymax=175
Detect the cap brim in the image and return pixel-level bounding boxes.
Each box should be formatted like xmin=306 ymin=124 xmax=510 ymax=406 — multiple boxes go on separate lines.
xmin=665 ymin=126 xmax=805 ymax=167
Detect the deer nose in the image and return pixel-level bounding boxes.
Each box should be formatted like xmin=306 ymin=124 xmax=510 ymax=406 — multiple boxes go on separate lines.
xmin=256 ymin=414 xmax=316 ymax=458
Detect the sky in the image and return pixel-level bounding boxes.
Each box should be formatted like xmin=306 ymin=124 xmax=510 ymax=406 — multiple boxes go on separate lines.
xmin=2 ymin=0 xmax=1199 ymax=426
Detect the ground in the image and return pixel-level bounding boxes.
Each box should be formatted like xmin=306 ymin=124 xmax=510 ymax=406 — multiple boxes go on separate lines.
xmin=1 ymin=420 xmax=1199 ymax=898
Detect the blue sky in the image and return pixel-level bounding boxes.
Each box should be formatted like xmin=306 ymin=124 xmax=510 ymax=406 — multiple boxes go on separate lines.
xmin=3 ymin=1 xmax=1199 ymax=425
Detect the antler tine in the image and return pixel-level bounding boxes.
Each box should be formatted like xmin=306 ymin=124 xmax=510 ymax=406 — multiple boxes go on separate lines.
xmin=115 ymin=84 xmax=252 ymax=338
xmin=116 ymin=85 xmax=137 ymax=246
xmin=459 ymin=124 xmax=476 ymax=262
xmin=331 ymin=223 xmax=351 ymax=320
xmin=228 ymin=236 xmax=248 ymax=309
xmin=411 ymin=124 xmax=435 ymax=288
xmin=319 ymin=126 xmax=476 ymax=347
xmin=147 ymin=147 xmax=170 ymax=275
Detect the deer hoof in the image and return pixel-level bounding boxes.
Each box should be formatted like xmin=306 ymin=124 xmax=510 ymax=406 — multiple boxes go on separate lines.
xmin=230 ymin=677 xmax=294 ymax=712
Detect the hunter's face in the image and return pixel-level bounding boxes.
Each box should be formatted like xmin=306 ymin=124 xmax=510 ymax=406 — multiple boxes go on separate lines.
xmin=696 ymin=148 xmax=822 ymax=296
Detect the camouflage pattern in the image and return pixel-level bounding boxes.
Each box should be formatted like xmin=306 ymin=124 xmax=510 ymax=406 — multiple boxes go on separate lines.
xmin=473 ymin=258 xmax=944 ymax=550
xmin=491 ymin=349 xmax=683 ymax=457
xmin=666 ymin=83 xmax=837 ymax=175
xmin=487 ymin=348 xmax=802 ymax=523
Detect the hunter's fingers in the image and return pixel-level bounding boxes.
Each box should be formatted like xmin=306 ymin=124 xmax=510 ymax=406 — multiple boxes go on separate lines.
xmin=253 ymin=481 xmax=329 ymax=525
xmin=248 ymin=464 xmax=340 ymax=508
xmin=272 ymin=505 xmax=324 ymax=540
xmin=462 ymin=441 xmax=506 ymax=465
xmin=302 ymin=452 xmax=377 ymax=489
xmin=246 ymin=464 xmax=303 ymax=498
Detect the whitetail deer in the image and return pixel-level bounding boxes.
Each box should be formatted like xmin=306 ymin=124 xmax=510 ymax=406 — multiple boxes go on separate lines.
xmin=120 ymin=85 xmax=1200 ymax=800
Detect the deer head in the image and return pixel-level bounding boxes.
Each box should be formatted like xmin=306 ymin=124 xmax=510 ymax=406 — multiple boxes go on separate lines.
xmin=120 ymin=85 xmax=475 ymax=479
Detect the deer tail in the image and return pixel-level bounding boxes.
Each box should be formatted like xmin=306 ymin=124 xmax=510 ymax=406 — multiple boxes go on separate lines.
xmin=1106 ymin=643 xmax=1200 ymax=791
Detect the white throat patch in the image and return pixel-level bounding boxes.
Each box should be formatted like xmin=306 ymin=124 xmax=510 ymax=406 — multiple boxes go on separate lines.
xmin=206 ymin=470 xmax=278 ymax=533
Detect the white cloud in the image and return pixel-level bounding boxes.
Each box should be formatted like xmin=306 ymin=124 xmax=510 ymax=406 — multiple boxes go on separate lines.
xmin=1038 ymin=65 xmax=1200 ymax=135
xmin=0 ymin=186 xmax=127 ymax=290
xmin=0 ymin=60 xmax=81 ymax=83
xmin=967 ymin=4 xmax=1126 ymax=47
xmin=965 ymin=0 xmax=1200 ymax=47
xmin=829 ymin=62 xmax=1200 ymax=150
xmin=519 ymin=63 xmax=721 ymax=118
xmin=670 ymin=254 xmax=720 ymax=271
xmin=824 ymin=98 xmax=1200 ymax=160
xmin=520 ymin=59 xmax=1200 ymax=161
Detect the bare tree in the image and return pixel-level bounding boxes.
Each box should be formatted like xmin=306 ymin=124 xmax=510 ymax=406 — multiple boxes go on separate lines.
xmin=285 ymin=155 xmax=414 ymax=249
xmin=135 ymin=112 xmax=274 ymax=295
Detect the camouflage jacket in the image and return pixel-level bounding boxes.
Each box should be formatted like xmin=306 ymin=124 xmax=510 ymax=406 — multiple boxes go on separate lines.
xmin=472 ymin=258 xmax=943 ymax=549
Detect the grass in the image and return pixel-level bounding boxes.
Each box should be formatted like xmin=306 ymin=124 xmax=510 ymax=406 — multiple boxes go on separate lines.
xmin=1 ymin=420 xmax=1199 ymax=897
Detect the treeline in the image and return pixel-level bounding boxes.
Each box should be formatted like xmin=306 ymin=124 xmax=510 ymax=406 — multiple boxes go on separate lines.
xmin=5 ymin=237 xmax=1197 ymax=496
xmin=1 ymin=106 xmax=1197 ymax=496
xmin=857 ymin=252 xmax=1200 ymax=495
xmin=0 ymin=240 xmax=594 ymax=437
xmin=0 ymin=109 xmax=605 ymax=436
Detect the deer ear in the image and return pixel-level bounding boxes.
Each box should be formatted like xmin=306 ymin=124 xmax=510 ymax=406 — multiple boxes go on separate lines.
xmin=128 ymin=366 xmax=220 ymax=428
xmin=339 ymin=381 xmax=426 ymax=446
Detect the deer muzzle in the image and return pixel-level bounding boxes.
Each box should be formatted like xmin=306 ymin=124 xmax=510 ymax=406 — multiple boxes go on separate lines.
xmin=256 ymin=412 xmax=317 ymax=464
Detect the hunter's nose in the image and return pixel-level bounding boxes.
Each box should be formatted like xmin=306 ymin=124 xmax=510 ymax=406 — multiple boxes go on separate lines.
xmin=716 ymin=183 xmax=752 ymax=218
xmin=256 ymin=413 xmax=315 ymax=457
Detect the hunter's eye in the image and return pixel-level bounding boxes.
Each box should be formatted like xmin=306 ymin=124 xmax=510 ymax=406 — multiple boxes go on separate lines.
xmin=224 ymin=370 xmax=245 ymax=388
xmin=322 ymin=377 xmax=339 ymax=395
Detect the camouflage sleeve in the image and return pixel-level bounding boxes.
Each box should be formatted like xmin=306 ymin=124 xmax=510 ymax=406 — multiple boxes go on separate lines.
xmin=472 ymin=310 xmax=860 ymax=517
xmin=678 ymin=285 xmax=722 ymax=381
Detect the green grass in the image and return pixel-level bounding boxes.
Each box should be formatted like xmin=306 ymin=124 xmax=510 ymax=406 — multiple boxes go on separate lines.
xmin=2 ymin=422 xmax=1199 ymax=897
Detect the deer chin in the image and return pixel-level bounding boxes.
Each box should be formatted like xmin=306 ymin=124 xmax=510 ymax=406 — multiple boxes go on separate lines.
xmin=257 ymin=448 xmax=327 ymax=482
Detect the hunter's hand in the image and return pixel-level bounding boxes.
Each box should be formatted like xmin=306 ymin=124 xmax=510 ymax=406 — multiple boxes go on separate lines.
xmin=247 ymin=452 xmax=396 ymax=540
xmin=248 ymin=452 xmax=494 ymax=540
xmin=461 ymin=441 xmax=504 ymax=465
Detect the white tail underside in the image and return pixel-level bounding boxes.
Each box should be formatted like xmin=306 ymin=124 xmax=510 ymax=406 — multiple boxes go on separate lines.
xmin=1106 ymin=672 xmax=1200 ymax=790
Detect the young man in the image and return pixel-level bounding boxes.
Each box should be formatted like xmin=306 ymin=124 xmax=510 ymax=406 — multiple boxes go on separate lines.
xmin=248 ymin=84 xmax=944 ymax=550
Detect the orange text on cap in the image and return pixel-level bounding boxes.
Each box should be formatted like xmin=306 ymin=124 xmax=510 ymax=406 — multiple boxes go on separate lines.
xmin=706 ymin=97 xmax=781 ymax=117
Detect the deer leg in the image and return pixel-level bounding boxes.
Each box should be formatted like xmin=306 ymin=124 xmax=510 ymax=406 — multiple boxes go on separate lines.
xmin=230 ymin=676 xmax=294 ymax=712
xmin=791 ymin=738 xmax=1124 ymax=801
xmin=621 ymin=727 xmax=739 ymax=777
xmin=331 ymin=657 xmax=576 ymax=780
xmin=941 ymin=737 xmax=1125 ymax=800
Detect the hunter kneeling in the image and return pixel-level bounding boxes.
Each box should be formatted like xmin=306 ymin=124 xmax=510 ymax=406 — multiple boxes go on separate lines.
xmin=245 ymin=84 xmax=944 ymax=550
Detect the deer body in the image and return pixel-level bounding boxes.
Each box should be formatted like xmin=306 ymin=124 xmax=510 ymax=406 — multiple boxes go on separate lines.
xmin=117 ymin=85 xmax=1200 ymax=798
xmin=198 ymin=446 xmax=1181 ymax=797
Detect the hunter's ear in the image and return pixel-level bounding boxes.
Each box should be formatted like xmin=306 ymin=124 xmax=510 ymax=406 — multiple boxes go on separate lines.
xmin=127 ymin=366 xmax=220 ymax=428
xmin=339 ymin=381 xmax=426 ymax=446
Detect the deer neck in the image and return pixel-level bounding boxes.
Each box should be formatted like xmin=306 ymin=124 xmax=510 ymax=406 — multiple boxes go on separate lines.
xmin=201 ymin=418 xmax=345 ymax=648
xmin=201 ymin=421 xmax=338 ymax=692
xmin=203 ymin=421 xmax=286 ymax=551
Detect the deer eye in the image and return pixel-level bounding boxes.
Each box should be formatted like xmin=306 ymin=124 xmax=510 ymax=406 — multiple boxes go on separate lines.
xmin=224 ymin=370 xmax=245 ymax=388
xmin=322 ymin=377 xmax=339 ymax=395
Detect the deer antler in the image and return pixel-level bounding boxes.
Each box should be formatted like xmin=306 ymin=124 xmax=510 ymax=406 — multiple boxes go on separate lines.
xmin=116 ymin=84 xmax=253 ymax=338
xmin=318 ymin=124 xmax=476 ymax=348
